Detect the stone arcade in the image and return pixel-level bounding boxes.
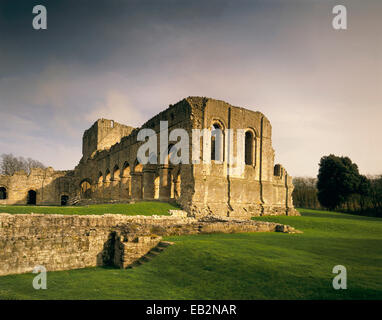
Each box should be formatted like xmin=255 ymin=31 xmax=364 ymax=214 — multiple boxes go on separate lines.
xmin=0 ymin=97 xmax=298 ymax=218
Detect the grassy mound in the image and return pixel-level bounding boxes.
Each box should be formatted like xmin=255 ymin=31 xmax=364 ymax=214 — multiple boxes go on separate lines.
xmin=0 ymin=208 xmax=381 ymax=299
xmin=0 ymin=202 xmax=178 ymax=216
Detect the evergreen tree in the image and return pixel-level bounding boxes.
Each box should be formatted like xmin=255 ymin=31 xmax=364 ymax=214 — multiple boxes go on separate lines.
xmin=317 ymin=155 xmax=363 ymax=210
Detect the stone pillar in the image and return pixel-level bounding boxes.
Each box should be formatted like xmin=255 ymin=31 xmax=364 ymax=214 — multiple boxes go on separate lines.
xmin=97 ymin=182 xmax=104 ymax=200
xmin=158 ymin=165 xmax=172 ymax=201
xmin=104 ymin=179 xmax=111 ymax=201
xmin=143 ymin=168 xmax=156 ymax=200
xmin=111 ymin=179 xmax=120 ymax=201
xmin=120 ymin=176 xmax=131 ymax=200
xmin=131 ymin=173 xmax=143 ymax=200
xmin=175 ymin=177 xmax=181 ymax=200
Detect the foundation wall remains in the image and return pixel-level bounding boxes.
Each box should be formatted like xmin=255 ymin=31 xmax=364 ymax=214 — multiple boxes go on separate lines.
xmin=0 ymin=213 xmax=300 ymax=276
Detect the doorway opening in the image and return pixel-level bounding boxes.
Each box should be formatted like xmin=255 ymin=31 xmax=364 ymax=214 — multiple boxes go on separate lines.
xmin=61 ymin=195 xmax=69 ymax=206
xmin=27 ymin=190 xmax=37 ymax=205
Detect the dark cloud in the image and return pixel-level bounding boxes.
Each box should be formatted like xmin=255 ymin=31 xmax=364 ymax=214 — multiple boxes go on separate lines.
xmin=0 ymin=0 xmax=381 ymax=175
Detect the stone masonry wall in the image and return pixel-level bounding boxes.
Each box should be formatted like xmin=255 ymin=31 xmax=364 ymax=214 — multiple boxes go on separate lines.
xmin=0 ymin=213 xmax=194 ymax=276
xmin=0 ymin=97 xmax=298 ymax=218
xmin=0 ymin=213 xmax=300 ymax=276
xmin=0 ymin=168 xmax=76 ymax=206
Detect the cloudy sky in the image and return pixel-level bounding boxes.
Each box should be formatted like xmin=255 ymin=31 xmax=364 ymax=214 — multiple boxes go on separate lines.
xmin=0 ymin=0 xmax=381 ymax=177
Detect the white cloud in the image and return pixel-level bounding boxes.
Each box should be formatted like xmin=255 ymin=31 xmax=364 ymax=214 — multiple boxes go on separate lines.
xmin=85 ymin=90 xmax=145 ymax=127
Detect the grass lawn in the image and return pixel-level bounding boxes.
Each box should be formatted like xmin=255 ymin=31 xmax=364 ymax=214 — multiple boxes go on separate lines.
xmin=0 ymin=208 xmax=381 ymax=299
xmin=0 ymin=202 xmax=178 ymax=216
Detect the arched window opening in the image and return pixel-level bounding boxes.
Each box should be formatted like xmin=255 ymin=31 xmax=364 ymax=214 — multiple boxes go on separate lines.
xmin=166 ymin=144 xmax=177 ymax=165
xmin=105 ymin=170 xmax=111 ymax=182
xmin=61 ymin=195 xmax=69 ymax=206
xmin=122 ymin=162 xmax=132 ymax=197
xmin=98 ymin=172 xmax=103 ymax=186
xmin=245 ymin=131 xmax=254 ymax=165
xmin=274 ymin=164 xmax=284 ymax=177
xmin=134 ymin=162 xmax=143 ymax=173
xmin=0 ymin=187 xmax=7 ymax=200
xmin=27 ymin=190 xmax=37 ymax=205
xmin=122 ymin=162 xmax=131 ymax=177
xmin=112 ymin=165 xmax=120 ymax=181
xmin=132 ymin=160 xmax=143 ymax=199
xmin=80 ymin=180 xmax=92 ymax=199
xmin=211 ymin=123 xmax=224 ymax=162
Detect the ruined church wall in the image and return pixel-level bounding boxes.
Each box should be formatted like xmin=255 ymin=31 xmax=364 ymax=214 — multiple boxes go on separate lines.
xmin=186 ymin=98 xmax=292 ymax=217
xmin=0 ymin=168 xmax=75 ymax=206
xmin=0 ymin=97 xmax=297 ymax=217
xmin=71 ymin=97 xmax=297 ymax=217
xmin=75 ymin=100 xmax=195 ymax=207
xmin=82 ymin=119 xmax=135 ymax=161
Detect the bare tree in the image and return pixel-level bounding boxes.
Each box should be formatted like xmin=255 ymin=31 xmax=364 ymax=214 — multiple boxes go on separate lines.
xmin=292 ymin=177 xmax=321 ymax=209
xmin=0 ymin=153 xmax=46 ymax=175
xmin=25 ymin=157 xmax=46 ymax=175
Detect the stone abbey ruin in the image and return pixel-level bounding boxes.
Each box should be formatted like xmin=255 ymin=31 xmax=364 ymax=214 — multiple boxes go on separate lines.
xmin=0 ymin=97 xmax=300 ymax=276
xmin=0 ymin=97 xmax=297 ymax=218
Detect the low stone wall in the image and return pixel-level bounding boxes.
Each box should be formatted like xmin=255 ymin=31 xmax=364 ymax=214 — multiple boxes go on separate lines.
xmin=113 ymin=235 xmax=162 ymax=268
xmin=0 ymin=213 xmax=300 ymax=276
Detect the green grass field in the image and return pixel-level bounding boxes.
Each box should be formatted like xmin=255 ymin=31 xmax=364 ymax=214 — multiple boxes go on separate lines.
xmin=0 ymin=208 xmax=381 ymax=300
xmin=0 ymin=202 xmax=177 ymax=216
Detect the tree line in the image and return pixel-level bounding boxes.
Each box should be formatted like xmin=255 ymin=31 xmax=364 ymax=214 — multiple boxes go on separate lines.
xmin=293 ymin=154 xmax=382 ymax=217
xmin=292 ymin=177 xmax=322 ymax=210
xmin=0 ymin=153 xmax=46 ymax=176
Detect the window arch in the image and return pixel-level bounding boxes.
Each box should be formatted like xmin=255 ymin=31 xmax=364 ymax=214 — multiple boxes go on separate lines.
xmin=132 ymin=160 xmax=143 ymax=199
xmin=211 ymin=122 xmax=224 ymax=162
xmin=122 ymin=162 xmax=132 ymax=198
xmin=112 ymin=165 xmax=120 ymax=181
xmin=98 ymin=172 xmax=103 ymax=186
xmin=134 ymin=160 xmax=143 ymax=173
xmin=0 ymin=187 xmax=7 ymax=200
xmin=122 ymin=162 xmax=131 ymax=177
xmin=80 ymin=180 xmax=92 ymax=199
xmin=245 ymin=130 xmax=254 ymax=165
xmin=105 ymin=169 xmax=111 ymax=182
xmin=167 ymin=143 xmax=177 ymax=165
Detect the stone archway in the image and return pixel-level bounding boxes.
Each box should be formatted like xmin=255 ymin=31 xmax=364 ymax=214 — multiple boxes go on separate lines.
xmin=0 ymin=187 xmax=7 ymax=200
xmin=131 ymin=160 xmax=143 ymax=199
xmin=121 ymin=162 xmax=132 ymax=199
xmin=111 ymin=165 xmax=121 ymax=200
xmin=61 ymin=195 xmax=69 ymax=206
xmin=80 ymin=180 xmax=92 ymax=199
xmin=27 ymin=190 xmax=37 ymax=205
